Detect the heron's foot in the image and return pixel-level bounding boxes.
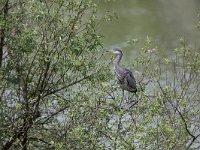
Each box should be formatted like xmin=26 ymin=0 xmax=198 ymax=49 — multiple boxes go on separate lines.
xmin=127 ymin=97 xmax=137 ymax=103
xmin=121 ymin=101 xmax=138 ymax=110
xmin=120 ymin=100 xmax=138 ymax=110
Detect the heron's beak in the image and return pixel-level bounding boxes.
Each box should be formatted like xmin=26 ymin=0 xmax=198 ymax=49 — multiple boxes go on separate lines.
xmin=105 ymin=49 xmax=113 ymax=53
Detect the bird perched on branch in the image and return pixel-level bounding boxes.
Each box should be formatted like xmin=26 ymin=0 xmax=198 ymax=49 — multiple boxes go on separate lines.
xmin=111 ymin=48 xmax=137 ymax=105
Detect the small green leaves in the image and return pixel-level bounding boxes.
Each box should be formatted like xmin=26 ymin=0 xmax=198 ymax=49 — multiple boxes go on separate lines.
xmin=0 ymin=0 xmax=200 ymax=150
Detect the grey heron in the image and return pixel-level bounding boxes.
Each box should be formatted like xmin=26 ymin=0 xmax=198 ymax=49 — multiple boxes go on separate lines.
xmin=112 ymin=48 xmax=137 ymax=105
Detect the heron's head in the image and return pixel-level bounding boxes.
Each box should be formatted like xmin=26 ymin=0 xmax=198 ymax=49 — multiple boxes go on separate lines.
xmin=112 ymin=48 xmax=123 ymax=55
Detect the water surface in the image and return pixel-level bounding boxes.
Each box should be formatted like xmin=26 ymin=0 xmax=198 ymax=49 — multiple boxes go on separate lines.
xmin=96 ymin=0 xmax=200 ymax=58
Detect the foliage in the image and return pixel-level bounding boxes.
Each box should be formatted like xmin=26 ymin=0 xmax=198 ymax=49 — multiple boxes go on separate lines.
xmin=0 ymin=0 xmax=109 ymax=149
xmin=0 ymin=0 xmax=200 ymax=150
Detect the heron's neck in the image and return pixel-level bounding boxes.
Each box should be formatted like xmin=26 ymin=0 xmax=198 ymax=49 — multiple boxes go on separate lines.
xmin=113 ymin=54 xmax=122 ymax=67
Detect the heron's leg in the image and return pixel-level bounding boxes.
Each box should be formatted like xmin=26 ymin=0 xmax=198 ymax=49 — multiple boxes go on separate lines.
xmin=128 ymin=92 xmax=138 ymax=106
xmin=129 ymin=93 xmax=139 ymax=108
xmin=120 ymin=90 xmax=124 ymax=107
xmin=129 ymin=93 xmax=135 ymax=102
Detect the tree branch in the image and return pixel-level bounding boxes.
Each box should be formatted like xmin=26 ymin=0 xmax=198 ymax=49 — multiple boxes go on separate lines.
xmin=157 ymin=80 xmax=199 ymax=149
xmin=0 ymin=0 xmax=9 ymax=68
xmin=43 ymin=73 xmax=94 ymax=98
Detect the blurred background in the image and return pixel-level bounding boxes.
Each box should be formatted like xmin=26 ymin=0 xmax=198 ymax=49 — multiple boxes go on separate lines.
xmin=95 ymin=0 xmax=200 ymax=59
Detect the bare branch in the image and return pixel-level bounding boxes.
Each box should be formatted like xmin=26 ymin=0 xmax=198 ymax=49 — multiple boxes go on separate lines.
xmin=40 ymin=105 xmax=68 ymax=124
xmin=157 ymin=80 xmax=199 ymax=149
xmin=43 ymin=73 xmax=94 ymax=98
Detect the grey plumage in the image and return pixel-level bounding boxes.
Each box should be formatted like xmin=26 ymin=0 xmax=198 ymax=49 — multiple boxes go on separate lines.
xmin=112 ymin=48 xmax=137 ymax=93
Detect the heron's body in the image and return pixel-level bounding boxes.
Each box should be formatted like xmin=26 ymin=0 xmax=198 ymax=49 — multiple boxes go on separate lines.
xmin=112 ymin=48 xmax=137 ymax=93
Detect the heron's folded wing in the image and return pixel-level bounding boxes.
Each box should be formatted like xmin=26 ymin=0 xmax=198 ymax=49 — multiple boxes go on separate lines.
xmin=126 ymin=72 xmax=137 ymax=89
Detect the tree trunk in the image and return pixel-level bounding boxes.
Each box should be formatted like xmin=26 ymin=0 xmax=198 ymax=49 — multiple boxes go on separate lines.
xmin=0 ymin=0 xmax=9 ymax=68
